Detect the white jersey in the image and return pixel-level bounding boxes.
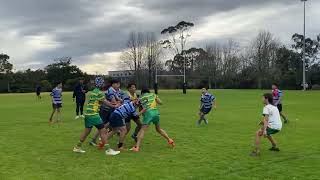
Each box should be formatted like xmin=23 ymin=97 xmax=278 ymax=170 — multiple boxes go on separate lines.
xmin=263 ymin=104 xmax=282 ymax=130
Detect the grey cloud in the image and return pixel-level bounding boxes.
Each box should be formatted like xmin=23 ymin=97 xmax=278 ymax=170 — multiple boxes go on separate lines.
xmin=0 ymin=0 xmax=318 ymax=72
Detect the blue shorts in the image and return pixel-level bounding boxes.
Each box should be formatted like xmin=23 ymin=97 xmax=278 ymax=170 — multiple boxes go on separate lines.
xmin=125 ymin=115 xmax=140 ymax=123
xmin=99 ymin=108 xmax=114 ymax=124
xmin=201 ymin=107 xmax=212 ymax=114
xmin=109 ymin=113 xmax=125 ymax=128
xmin=52 ymin=103 xmax=62 ymax=109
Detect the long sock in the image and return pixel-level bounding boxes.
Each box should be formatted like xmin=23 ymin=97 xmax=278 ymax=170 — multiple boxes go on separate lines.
xmin=105 ymin=144 xmax=110 ymax=150
xmin=118 ymin=143 xmax=123 ymax=148
xmin=76 ymin=141 xmax=83 ymax=147
xmin=199 ymin=116 xmax=205 ymax=123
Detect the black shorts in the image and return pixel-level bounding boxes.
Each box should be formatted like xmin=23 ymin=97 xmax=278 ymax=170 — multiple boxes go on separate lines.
xmin=109 ymin=113 xmax=125 ymax=128
xmin=99 ymin=108 xmax=114 ymax=124
xmin=52 ymin=103 xmax=62 ymax=109
xmin=277 ymin=104 xmax=283 ymax=112
xmin=200 ymin=107 xmax=212 ymax=114
xmin=36 ymin=92 xmax=40 ymax=96
xmin=125 ymin=115 xmax=140 ymax=123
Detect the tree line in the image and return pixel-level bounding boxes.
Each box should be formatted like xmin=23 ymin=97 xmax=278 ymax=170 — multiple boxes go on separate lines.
xmin=0 ymin=56 xmax=95 ymax=93
xmin=1 ymin=21 xmax=320 ymax=93
xmin=119 ymin=21 xmax=320 ymax=90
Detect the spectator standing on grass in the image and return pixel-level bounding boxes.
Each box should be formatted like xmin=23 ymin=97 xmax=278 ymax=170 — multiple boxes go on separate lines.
xmin=36 ymin=85 xmax=41 ymax=99
xmin=73 ymin=77 xmax=88 ymax=119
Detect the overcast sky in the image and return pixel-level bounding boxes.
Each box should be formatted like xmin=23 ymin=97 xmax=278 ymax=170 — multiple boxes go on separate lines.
xmin=0 ymin=0 xmax=319 ymax=74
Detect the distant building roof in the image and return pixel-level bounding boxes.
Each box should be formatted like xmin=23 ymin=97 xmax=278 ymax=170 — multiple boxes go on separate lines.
xmin=108 ymin=70 xmax=134 ymax=78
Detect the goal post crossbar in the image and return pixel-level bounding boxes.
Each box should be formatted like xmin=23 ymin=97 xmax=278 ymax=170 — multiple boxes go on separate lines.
xmin=156 ymin=74 xmax=184 ymax=77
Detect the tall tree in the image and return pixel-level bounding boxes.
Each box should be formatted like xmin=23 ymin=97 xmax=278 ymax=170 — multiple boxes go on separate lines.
xmin=0 ymin=53 xmax=13 ymax=92
xmin=0 ymin=53 xmax=13 ymax=74
xmin=45 ymin=57 xmax=84 ymax=85
xmin=120 ymin=32 xmax=146 ymax=87
xmin=249 ymin=31 xmax=280 ymax=89
xmin=205 ymin=43 xmax=222 ymax=88
xmin=160 ymin=21 xmax=194 ymax=70
xmin=292 ymin=33 xmax=320 ymax=67
xmin=145 ymin=32 xmax=162 ymax=87
xmin=275 ymin=46 xmax=302 ymax=88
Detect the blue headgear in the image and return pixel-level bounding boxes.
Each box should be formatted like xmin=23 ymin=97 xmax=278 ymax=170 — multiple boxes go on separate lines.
xmin=95 ymin=77 xmax=104 ymax=88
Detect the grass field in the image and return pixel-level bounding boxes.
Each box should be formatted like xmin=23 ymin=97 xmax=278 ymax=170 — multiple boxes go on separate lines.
xmin=0 ymin=90 xmax=319 ymax=180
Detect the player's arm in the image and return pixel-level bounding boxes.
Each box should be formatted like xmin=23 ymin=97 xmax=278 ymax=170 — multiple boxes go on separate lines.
xmin=101 ymin=98 xmax=120 ymax=108
xmin=50 ymin=90 xmax=54 ymax=102
xmin=199 ymin=97 xmax=204 ymax=109
xmin=139 ymin=108 xmax=147 ymax=115
xmin=131 ymin=106 xmax=141 ymax=118
xmin=115 ymin=94 xmax=123 ymax=103
xmin=72 ymin=86 xmax=77 ymax=101
xmin=108 ymin=94 xmax=120 ymax=107
xmin=138 ymin=102 xmax=147 ymax=114
xmin=213 ymin=100 xmax=217 ymax=109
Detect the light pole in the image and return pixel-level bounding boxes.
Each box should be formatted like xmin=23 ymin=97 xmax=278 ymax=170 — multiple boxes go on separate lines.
xmin=154 ymin=60 xmax=158 ymax=94
xmin=301 ymin=0 xmax=307 ymax=91
xmin=183 ymin=53 xmax=186 ymax=84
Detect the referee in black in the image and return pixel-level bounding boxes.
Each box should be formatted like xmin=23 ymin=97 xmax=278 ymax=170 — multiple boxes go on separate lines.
xmin=73 ymin=77 xmax=87 ymax=119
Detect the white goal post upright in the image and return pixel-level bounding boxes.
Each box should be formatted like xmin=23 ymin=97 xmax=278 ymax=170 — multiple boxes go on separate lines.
xmin=154 ymin=69 xmax=185 ymax=94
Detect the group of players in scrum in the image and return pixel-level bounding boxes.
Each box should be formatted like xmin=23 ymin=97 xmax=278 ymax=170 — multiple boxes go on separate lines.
xmin=72 ymin=77 xmax=175 ymax=155
xmin=49 ymin=77 xmax=288 ymax=156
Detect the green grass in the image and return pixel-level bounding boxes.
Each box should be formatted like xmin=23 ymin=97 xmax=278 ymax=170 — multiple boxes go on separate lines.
xmin=0 ymin=90 xmax=319 ymax=180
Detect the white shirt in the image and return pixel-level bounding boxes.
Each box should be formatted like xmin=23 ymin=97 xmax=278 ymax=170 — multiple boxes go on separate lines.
xmin=263 ymin=104 xmax=282 ymax=130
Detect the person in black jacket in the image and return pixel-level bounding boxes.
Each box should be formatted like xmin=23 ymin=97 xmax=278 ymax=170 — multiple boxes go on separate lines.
xmin=73 ymin=78 xmax=87 ymax=119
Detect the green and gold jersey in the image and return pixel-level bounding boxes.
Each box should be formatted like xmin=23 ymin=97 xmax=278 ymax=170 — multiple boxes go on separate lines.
xmin=140 ymin=93 xmax=159 ymax=111
xmin=85 ymin=88 xmax=105 ymax=116
xmin=128 ymin=92 xmax=138 ymax=101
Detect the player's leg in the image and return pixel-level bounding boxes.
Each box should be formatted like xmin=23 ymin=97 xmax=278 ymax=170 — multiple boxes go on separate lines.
xmin=90 ymin=109 xmax=109 ymax=145
xmin=125 ymin=118 xmax=131 ymax=135
xmin=80 ymin=101 xmax=85 ymax=117
xmin=131 ymin=125 xmax=149 ymax=151
xmin=266 ymin=128 xmax=280 ymax=151
xmin=132 ymin=117 xmax=142 ymax=142
xmin=96 ymin=124 xmax=111 ymax=149
xmin=267 ymin=136 xmax=279 ymax=151
xmin=251 ymin=129 xmax=263 ymax=156
xmin=75 ymin=101 xmax=80 ymax=118
xmin=281 ymin=112 xmax=288 ymax=123
xmin=155 ymin=124 xmax=175 ymax=147
xmin=97 ymin=127 xmax=120 ymax=155
xmin=49 ymin=105 xmax=56 ymax=123
xmin=117 ymin=126 xmax=127 ymax=150
xmin=108 ymin=112 xmax=127 ymax=150
xmin=73 ymin=127 xmax=92 ymax=153
xmin=197 ymin=111 xmax=205 ymax=125
xmin=56 ymin=106 xmax=61 ymax=122
xmin=278 ymin=104 xmax=288 ymax=123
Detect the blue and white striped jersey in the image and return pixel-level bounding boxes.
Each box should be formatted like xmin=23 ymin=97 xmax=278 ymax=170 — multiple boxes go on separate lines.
xmin=105 ymin=87 xmax=118 ymax=101
xmin=114 ymin=102 xmax=138 ymax=119
xmin=119 ymin=91 xmax=131 ymax=104
xmin=272 ymin=89 xmax=282 ymax=105
xmin=200 ymin=93 xmax=215 ymax=109
xmin=51 ymin=87 xmax=62 ymax=104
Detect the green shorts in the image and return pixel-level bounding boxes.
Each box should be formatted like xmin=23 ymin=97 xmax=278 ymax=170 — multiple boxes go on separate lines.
xmin=267 ymin=127 xmax=280 ymax=136
xmin=84 ymin=115 xmax=104 ymax=129
xmin=142 ymin=110 xmax=160 ymax=125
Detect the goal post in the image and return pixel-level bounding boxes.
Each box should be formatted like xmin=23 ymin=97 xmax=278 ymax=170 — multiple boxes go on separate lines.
xmin=154 ymin=74 xmax=186 ymax=94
